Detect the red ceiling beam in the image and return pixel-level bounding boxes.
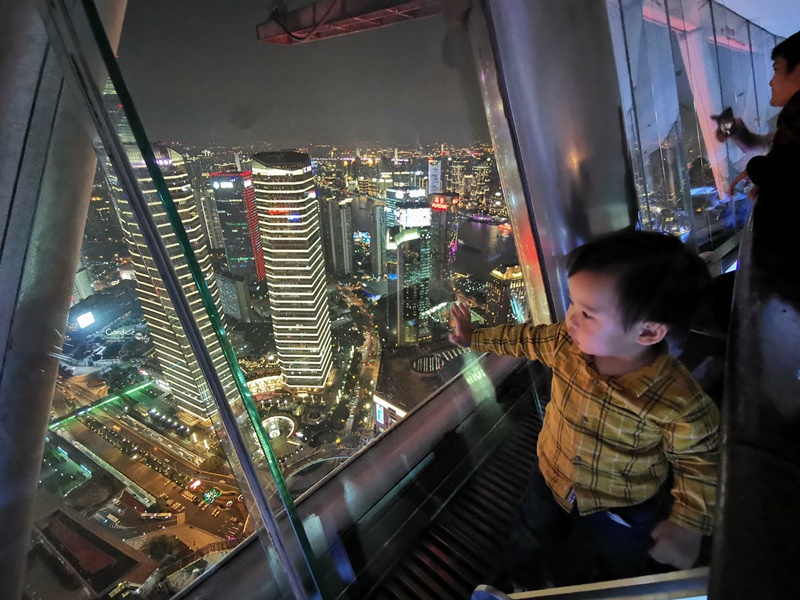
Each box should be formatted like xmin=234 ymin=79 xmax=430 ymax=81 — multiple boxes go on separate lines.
xmin=257 ymin=0 xmax=442 ymax=45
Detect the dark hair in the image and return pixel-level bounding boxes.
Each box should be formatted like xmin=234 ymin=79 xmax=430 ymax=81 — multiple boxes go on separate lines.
xmin=772 ymin=31 xmax=800 ymax=72
xmin=567 ymin=230 xmax=711 ymax=331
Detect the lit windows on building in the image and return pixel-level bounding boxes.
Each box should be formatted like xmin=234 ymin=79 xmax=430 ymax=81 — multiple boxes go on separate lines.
xmin=485 ymin=265 xmax=528 ymax=327
xmin=210 ymin=169 xmax=266 ymax=283
xmin=251 ymin=151 xmax=332 ymax=391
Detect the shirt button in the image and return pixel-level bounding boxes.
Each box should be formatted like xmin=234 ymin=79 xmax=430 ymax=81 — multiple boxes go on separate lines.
xmin=591 ymin=379 xmax=599 ymax=385
xmin=582 ymin=416 xmax=588 ymax=424
xmin=573 ymin=456 xmax=582 ymax=464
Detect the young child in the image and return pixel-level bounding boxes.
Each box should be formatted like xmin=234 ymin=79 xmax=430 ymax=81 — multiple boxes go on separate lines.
xmin=450 ymin=230 xmax=719 ymax=590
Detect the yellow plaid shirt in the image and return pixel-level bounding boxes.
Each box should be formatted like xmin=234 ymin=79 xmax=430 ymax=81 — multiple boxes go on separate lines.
xmin=472 ymin=321 xmax=718 ymax=535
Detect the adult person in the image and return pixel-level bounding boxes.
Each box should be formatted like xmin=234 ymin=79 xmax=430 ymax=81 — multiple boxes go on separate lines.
xmin=717 ymin=31 xmax=800 ymax=194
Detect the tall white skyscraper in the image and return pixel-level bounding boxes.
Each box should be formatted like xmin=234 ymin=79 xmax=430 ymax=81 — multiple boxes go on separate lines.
xmin=251 ymin=152 xmax=332 ymax=390
xmin=110 ymin=141 xmax=234 ymax=423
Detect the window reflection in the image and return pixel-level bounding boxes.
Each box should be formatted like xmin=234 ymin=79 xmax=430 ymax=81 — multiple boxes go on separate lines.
xmin=610 ymin=0 xmax=780 ymax=253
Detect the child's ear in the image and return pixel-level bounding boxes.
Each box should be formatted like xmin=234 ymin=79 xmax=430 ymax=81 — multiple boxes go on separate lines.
xmin=637 ymin=322 xmax=668 ymax=346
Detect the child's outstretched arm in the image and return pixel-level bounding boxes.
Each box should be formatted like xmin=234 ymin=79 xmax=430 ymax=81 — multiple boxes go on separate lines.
xmin=449 ymin=303 xmax=474 ymax=348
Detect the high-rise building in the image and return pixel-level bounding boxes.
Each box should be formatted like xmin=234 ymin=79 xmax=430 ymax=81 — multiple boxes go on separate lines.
xmin=319 ymin=196 xmax=354 ymax=278
xmin=428 ymin=159 xmax=442 ymax=194
xmin=199 ymin=191 xmax=225 ymax=250
xmin=111 ymin=143 xmax=235 ymax=423
xmin=369 ymin=199 xmax=387 ymax=278
xmin=84 ymin=172 xmax=122 ymax=245
xmin=216 ymin=272 xmax=252 ymax=323
xmin=446 ymin=162 xmax=465 ymax=196
xmin=251 ymin=152 xmax=332 ymax=391
xmin=384 ymin=187 xmax=425 ymax=227
xmin=429 ymin=193 xmax=460 ymax=285
xmin=210 ymin=169 xmax=266 ymax=283
xmin=71 ymin=260 xmax=95 ymax=307
xmin=485 ymin=265 xmax=528 ymax=327
xmin=389 ymin=203 xmax=432 ymax=346
xmin=185 ymin=154 xmax=225 ymax=251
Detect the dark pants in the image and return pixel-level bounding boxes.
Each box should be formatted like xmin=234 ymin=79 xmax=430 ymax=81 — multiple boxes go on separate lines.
xmin=504 ymin=462 xmax=662 ymax=590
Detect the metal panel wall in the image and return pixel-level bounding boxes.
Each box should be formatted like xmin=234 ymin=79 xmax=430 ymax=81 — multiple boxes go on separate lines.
xmin=467 ymin=0 xmax=637 ymax=321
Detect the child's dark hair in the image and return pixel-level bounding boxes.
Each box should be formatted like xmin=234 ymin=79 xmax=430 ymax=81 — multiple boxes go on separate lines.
xmin=567 ymin=230 xmax=711 ymax=331
xmin=773 ymin=31 xmax=800 ymax=72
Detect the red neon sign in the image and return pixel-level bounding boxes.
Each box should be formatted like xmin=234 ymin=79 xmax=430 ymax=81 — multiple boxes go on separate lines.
xmin=431 ymin=196 xmax=449 ymax=211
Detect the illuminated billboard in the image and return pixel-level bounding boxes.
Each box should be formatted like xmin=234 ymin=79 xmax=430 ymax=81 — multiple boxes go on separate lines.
xmin=77 ymin=312 xmax=95 ymax=329
xmin=399 ymin=207 xmax=431 ymax=228
xmin=430 ymin=195 xmax=449 ymax=211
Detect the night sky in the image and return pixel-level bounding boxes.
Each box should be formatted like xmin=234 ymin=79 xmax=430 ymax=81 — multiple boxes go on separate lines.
xmin=118 ymin=0 xmax=490 ymax=147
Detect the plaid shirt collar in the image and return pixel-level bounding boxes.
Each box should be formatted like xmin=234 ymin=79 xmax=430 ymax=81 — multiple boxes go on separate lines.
xmin=564 ymin=334 xmax=672 ymax=398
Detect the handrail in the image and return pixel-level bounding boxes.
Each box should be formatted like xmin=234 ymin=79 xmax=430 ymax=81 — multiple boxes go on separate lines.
xmin=472 ymin=567 xmax=708 ymax=599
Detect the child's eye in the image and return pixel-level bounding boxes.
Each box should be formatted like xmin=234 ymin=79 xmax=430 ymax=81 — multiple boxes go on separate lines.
xmin=582 ymin=311 xmax=592 ymax=319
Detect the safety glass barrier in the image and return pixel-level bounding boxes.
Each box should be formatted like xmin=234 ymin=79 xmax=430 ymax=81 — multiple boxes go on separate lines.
xmin=25 ymin=0 xmax=529 ymax=598
xmin=30 ymin=0 xmax=322 ymax=598
xmin=111 ymin=0 xmax=530 ymax=581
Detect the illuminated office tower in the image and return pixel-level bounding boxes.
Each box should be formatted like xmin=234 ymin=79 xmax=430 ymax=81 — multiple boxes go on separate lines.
xmin=210 ymin=169 xmax=266 ymax=283
xmin=485 ymin=265 xmax=528 ymax=327
xmin=446 ymin=162 xmax=465 ymax=196
xmin=357 ymin=177 xmax=379 ymax=197
xmin=216 ymin=272 xmax=252 ymax=323
xmin=429 ymin=193 xmax=459 ymax=285
xmin=200 ymin=192 xmax=225 ymax=250
xmin=369 ymin=200 xmax=387 ymax=278
xmin=428 ymin=159 xmax=442 ymax=194
xmin=251 ymin=152 xmax=332 ymax=390
xmin=384 ymin=187 xmax=425 ymax=227
xmin=319 ymin=196 xmax=354 ymax=278
xmin=71 ymin=258 xmax=95 ymax=306
xmin=186 ymin=154 xmax=225 ymax=250
xmin=389 ymin=203 xmax=432 ymax=346
xmin=112 ymin=144 xmax=234 ymax=423
xmin=84 ymin=173 xmax=122 ymax=244
xmin=473 ymin=163 xmax=491 ymax=212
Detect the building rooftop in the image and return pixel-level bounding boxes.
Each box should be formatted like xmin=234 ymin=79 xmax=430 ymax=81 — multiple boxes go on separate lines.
xmin=251 ymin=151 xmax=309 ymax=170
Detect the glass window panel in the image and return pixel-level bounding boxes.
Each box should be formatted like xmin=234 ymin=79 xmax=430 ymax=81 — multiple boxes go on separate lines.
xmin=709 ymin=4 xmax=757 ymax=234
xmin=30 ymin=2 xmax=315 ymax=598
xmin=607 ymin=0 xmax=653 ymax=229
xmin=615 ymin=0 xmax=696 ymax=240
xmin=750 ymin=25 xmax=782 ymax=135
xmin=667 ymin=0 xmax=728 ymax=251
xmin=31 ymin=0 xmax=525 ymax=598
xmin=111 ymin=2 xmax=522 ymax=499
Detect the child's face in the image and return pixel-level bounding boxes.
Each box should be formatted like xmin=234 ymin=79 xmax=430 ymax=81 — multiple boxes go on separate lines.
xmin=566 ymin=271 xmax=657 ymax=358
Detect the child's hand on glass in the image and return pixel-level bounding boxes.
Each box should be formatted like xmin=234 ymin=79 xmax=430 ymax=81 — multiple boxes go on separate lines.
xmin=449 ymin=303 xmax=474 ymax=348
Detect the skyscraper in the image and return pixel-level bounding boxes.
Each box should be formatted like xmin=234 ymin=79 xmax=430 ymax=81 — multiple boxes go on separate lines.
xmin=251 ymin=152 xmax=332 ymax=390
xmin=111 ymin=144 xmax=234 ymax=423
xmin=185 ymin=154 xmax=225 ymax=251
xmin=389 ymin=203 xmax=432 ymax=346
xmin=369 ymin=199 xmax=387 ymax=278
xmin=485 ymin=265 xmax=528 ymax=327
xmin=216 ymin=272 xmax=252 ymax=323
xmin=428 ymin=159 xmax=442 ymax=194
xmin=319 ymin=196 xmax=354 ymax=278
xmin=210 ymin=169 xmax=266 ymax=283
xmin=429 ymin=193 xmax=459 ymax=287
